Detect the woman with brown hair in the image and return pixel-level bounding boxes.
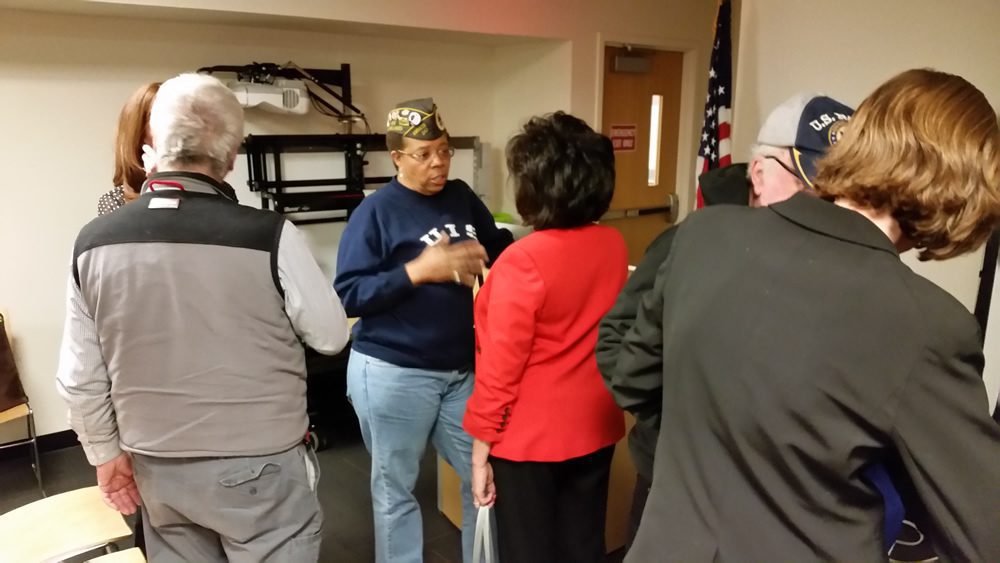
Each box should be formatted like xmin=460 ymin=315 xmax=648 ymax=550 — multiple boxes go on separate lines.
xmin=97 ymin=82 xmax=160 ymax=215
xmin=813 ymin=68 xmax=1000 ymax=260
xmin=92 ymin=81 xmax=160 ymax=554
xmin=607 ymin=68 xmax=1000 ymax=561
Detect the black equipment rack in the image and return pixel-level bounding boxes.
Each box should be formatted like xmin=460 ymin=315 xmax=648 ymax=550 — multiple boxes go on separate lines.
xmin=241 ymin=134 xmax=480 ymax=225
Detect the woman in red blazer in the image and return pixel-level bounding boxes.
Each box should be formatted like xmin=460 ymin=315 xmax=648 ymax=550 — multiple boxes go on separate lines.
xmin=463 ymin=112 xmax=628 ymax=563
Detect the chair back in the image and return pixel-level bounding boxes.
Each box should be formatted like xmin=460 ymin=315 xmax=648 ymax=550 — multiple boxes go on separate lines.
xmin=0 ymin=486 xmax=132 ymax=562
xmin=0 ymin=313 xmax=27 ymax=412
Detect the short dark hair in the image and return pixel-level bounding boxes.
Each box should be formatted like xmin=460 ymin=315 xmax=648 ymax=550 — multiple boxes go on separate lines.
xmin=508 ymin=112 xmax=615 ymax=229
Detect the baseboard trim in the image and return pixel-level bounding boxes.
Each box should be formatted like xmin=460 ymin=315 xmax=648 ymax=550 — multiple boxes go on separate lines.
xmin=0 ymin=429 xmax=79 ymax=461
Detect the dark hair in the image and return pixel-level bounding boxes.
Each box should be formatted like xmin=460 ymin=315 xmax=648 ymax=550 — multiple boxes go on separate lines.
xmin=508 ymin=112 xmax=615 ymax=229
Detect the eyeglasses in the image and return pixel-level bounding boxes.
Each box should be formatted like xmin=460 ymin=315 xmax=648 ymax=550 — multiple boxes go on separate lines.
xmin=765 ymin=155 xmax=801 ymax=180
xmin=395 ymin=147 xmax=456 ymax=163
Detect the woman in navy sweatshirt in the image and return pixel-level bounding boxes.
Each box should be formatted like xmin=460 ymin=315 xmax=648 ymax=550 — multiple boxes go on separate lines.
xmin=334 ymin=98 xmax=512 ymax=563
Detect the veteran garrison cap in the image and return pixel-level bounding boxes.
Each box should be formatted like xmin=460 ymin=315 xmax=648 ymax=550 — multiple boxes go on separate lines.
xmin=386 ymin=98 xmax=447 ymax=140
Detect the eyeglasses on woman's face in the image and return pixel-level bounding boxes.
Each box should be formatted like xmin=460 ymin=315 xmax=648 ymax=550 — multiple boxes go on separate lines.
xmin=395 ymin=147 xmax=456 ymax=164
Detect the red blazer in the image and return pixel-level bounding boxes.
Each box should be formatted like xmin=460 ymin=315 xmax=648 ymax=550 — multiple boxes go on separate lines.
xmin=463 ymin=225 xmax=628 ymax=462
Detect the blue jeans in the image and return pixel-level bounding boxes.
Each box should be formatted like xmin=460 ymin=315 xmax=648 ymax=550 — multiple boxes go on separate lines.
xmin=347 ymin=350 xmax=476 ymax=563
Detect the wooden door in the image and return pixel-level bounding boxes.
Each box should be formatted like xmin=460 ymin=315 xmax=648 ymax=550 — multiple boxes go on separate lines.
xmin=601 ymin=46 xmax=684 ymax=264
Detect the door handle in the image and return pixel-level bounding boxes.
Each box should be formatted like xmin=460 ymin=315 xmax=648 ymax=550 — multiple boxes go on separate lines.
xmin=602 ymin=193 xmax=679 ymax=223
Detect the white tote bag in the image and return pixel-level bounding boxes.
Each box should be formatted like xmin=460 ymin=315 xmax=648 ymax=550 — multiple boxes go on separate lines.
xmin=472 ymin=506 xmax=498 ymax=563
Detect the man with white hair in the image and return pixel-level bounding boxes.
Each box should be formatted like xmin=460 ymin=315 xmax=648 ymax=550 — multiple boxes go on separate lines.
xmin=600 ymin=92 xmax=928 ymax=558
xmin=57 ymin=73 xmax=350 ymax=562
xmin=598 ymin=93 xmax=876 ymax=546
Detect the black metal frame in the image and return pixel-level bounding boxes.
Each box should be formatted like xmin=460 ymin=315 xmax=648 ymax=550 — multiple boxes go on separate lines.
xmin=974 ymin=229 xmax=1000 ymax=336
xmin=972 ymin=229 xmax=1000 ymax=423
xmin=242 ymin=134 xmax=479 ymax=225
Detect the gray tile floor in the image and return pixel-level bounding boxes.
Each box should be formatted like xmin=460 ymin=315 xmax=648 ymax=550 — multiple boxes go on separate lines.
xmin=1 ymin=432 xmax=626 ymax=562
xmin=0 ymin=433 xmax=461 ymax=562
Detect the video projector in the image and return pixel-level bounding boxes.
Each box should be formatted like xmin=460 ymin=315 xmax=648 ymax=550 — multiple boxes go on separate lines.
xmin=227 ymin=78 xmax=309 ymax=114
xmin=198 ymin=62 xmax=364 ymax=120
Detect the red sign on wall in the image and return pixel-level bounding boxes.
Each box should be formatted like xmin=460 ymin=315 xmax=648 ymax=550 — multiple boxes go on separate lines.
xmin=610 ymin=124 xmax=637 ymax=152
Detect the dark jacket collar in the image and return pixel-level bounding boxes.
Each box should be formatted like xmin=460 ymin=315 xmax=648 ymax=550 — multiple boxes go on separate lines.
xmin=140 ymin=171 xmax=239 ymax=203
xmin=769 ymin=192 xmax=899 ymax=257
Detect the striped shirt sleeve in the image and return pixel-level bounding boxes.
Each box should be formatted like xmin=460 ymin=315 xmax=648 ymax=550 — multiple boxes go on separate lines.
xmin=55 ymin=274 xmax=122 ymax=466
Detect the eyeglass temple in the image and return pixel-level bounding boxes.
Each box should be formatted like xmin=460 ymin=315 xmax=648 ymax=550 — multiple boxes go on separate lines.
xmin=765 ymin=155 xmax=798 ymax=177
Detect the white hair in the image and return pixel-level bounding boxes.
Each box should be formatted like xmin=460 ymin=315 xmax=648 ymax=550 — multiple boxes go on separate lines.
xmin=749 ymin=142 xmax=788 ymax=161
xmin=747 ymin=143 xmax=790 ymax=180
xmin=149 ymin=73 xmax=244 ymax=179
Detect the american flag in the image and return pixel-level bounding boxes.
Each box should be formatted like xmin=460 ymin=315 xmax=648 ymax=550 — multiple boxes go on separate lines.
xmin=695 ymin=0 xmax=733 ymax=209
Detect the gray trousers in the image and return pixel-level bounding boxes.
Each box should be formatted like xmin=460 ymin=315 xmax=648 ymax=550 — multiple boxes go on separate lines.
xmin=131 ymin=444 xmax=322 ymax=563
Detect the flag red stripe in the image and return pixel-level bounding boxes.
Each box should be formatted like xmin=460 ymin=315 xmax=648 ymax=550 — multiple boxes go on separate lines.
xmin=694 ymin=0 xmax=731 ymax=212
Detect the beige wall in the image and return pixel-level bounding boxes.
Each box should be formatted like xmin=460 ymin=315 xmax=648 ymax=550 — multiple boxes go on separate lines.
xmin=733 ymin=0 xmax=1000 ymax=159
xmin=489 ymin=40 xmax=573 ymax=212
xmin=732 ymin=0 xmax=1000 ymax=404
xmin=88 ymin=0 xmax=716 ymax=121
xmin=74 ymin=0 xmax=718 ymax=210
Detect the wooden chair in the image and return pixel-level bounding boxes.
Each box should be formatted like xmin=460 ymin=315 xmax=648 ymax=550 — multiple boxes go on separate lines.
xmin=86 ymin=547 xmax=146 ymax=563
xmin=0 ymin=312 xmax=43 ymax=497
xmin=0 ymin=486 xmax=133 ymax=562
